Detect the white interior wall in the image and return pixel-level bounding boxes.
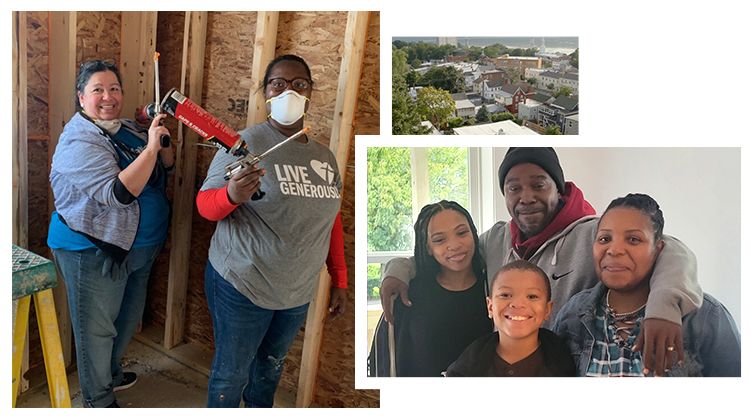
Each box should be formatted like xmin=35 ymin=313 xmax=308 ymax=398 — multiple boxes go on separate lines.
xmin=489 ymin=147 xmax=741 ymax=327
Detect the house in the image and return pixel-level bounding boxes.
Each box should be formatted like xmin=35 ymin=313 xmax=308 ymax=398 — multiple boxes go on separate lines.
xmin=453 ymin=119 xmax=539 ymax=135
xmin=524 ymin=67 xmax=546 ymax=85
xmin=454 ymin=99 xmax=476 ymax=119
xmin=538 ymin=70 xmax=579 ymax=94
xmin=420 ymin=120 xmax=442 ymax=135
xmin=471 ymin=69 xmax=509 ymax=93
xmin=496 ymin=83 xmax=529 ymax=114
xmin=538 ymin=95 xmax=579 ymax=132
xmin=563 ymin=114 xmax=579 ymax=135
xmin=518 ymin=92 xmax=552 ymax=122
xmin=493 ymin=54 xmax=542 ymax=71
xmin=481 ymin=79 xmax=504 ymax=102
xmin=481 ymin=103 xmax=507 ymax=115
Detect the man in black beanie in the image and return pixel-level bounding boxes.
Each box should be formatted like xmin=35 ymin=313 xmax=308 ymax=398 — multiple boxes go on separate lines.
xmin=377 ymin=147 xmax=702 ymax=377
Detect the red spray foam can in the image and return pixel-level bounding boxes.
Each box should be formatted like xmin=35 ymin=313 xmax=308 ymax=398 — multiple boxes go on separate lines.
xmin=160 ymin=88 xmax=247 ymax=156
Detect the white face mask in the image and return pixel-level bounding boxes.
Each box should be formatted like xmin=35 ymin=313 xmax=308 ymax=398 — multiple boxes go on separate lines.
xmin=92 ymin=118 xmax=122 ymax=135
xmin=266 ymin=90 xmax=309 ymax=126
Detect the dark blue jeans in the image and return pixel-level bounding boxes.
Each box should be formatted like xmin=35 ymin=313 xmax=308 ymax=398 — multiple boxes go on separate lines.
xmin=52 ymin=245 xmax=161 ymax=408
xmin=204 ymin=261 xmax=309 ymax=408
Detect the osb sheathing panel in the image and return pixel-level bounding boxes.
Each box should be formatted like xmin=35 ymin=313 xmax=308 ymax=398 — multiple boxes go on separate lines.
xmin=76 ymin=12 xmax=121 ymax=65
xmin=355 ymin=12 xmax=380 ymax=136
xmin=26 ymin=12 xmax=49 ymax=138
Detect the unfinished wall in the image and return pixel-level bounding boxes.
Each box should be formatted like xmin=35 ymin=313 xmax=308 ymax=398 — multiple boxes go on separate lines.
xmin=22 ymin=11 xmax=379 ymax=407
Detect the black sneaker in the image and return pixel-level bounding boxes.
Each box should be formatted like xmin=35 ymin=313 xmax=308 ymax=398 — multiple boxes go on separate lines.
xmin=113 ymin=372 xmax=138 ymax=392
xmin=106 ymin=401 xmax=121 ymax=408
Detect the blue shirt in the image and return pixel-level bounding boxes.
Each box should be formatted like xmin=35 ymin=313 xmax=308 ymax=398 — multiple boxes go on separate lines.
xmin=48 ymin=125 xmax=169 ymax=250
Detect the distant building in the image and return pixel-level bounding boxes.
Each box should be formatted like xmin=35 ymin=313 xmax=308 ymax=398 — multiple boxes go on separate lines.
xmin=524 ymin=67 xmax=545 ymax=81
xmin=420 ymin=120 xmax=442 ymax=135
xmin=454 ymin=99 xmax=476 ymax=119
xmin=538 ymin=95 xmax=579 ymax=132
xmin=563 ymin=114 xmax=579 ymax=135
xmin=494 ymin=54 xmax=542 ymax=72
xmin=538 ymin=71 xmax=579 ymax=94
xmin=453 ymin=120 xmax=539 ymax=135
xmin=496 ymin=83 xmax=530 ymax=114
xmin=437 ymin=37 xmax=457 ymax=46
xmin=481 ymin=79 xmax=505 ymax=102
xmin=518 ymin=92 xmax=552 ymax=122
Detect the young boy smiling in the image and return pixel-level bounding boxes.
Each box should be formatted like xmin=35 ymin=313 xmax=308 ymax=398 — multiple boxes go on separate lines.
xmin=446 ymin=260 xmax=574 ymax=376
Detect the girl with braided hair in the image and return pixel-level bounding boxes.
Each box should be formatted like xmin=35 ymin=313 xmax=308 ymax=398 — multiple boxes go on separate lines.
xmin=369 ymin=200 xmax=492 ymax=376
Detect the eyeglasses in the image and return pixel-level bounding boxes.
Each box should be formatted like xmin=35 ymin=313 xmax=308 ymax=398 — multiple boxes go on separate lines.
xmin=267 ymin=77 xmax=312 ymax=92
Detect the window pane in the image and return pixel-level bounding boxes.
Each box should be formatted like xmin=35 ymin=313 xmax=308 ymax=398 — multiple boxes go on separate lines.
xmin=367 ymin=147 xmax=414 ymax=252
xmin=428 ymin=147 xmax=469 ymax=208
xmin=367 ymin=263 xmax=383 ymax=351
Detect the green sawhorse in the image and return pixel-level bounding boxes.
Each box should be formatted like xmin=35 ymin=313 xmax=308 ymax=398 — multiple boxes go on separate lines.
xmin=12 ymin=245 xmax=71 ymax=408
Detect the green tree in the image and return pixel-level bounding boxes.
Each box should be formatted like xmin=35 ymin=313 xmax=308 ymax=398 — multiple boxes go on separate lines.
xmin=467 ymin=46 xmax=483 ymax=61
xmin=545 ymin=125 xmax=562 ymax=135
xmin=392 ymin=40 xmax=408 ymax=49
xmin=392 ymin=47 xmax=410 ymax=79
xmin=367 ymin=264 xmax=381 ymax=300
xmin=392 ymin=48 xmax=425 ymax=135
xmin=420 ymin=66 xmax=465 ymax=93
xmin=416 ymin=86 xmax=455 ymax=130
xmin=405 ymin=70 xmax=421 ymax=88
xmin=427 ymin=148 xmax=469 ymax=206
xmin=410 ymin=58 xmax=422 ymax=69
xmin=527 ymin=77 xmax=537 ymax=86
xmin=447 ymin=116 xmax=465 ymax=128
xmin=476 ymin=105 xmax=489 ymax=122
xmin=484 ymin=43 xmax=504 ymax=58
xmin=367 ymin=147 xmax=413 ymax=251
xmin=570 ymin=48 xmax=579 ymax=69
xmin=554 ymin=86 xmax=573 ymax=97
xmin=547 ymin=83 xmax=555 ymax=90
xmin=491 ymin=111 xmax=514 ymax=122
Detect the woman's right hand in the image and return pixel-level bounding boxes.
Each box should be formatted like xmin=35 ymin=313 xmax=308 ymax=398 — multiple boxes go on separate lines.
xmin=147 ymin=114 xmax=170 ymax=151
xmin=227 ymin=165 xmax=266 ymax=204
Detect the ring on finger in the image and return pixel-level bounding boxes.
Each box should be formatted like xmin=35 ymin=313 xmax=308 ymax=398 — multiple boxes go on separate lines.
xmin=666 ymin=346 xmax=675 ymax=352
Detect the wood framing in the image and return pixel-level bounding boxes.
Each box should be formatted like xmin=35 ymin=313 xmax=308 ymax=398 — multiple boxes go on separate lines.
xmin=13 ymin=11 xmax=29 ymax=248
xmin=247 ymin=12 xmax=279 ymax=126
xmin=164 ymin=11 xmax=208 ymax=349
xmin=47 ymin=11 xmax=77 ymax=368
xmin=296 ymin=11 xmax=369 ymax=407
xmin=13 ymin=10 xmax=29 ymax=394
xmin=120 ymin=12 xmax=157 ymax=120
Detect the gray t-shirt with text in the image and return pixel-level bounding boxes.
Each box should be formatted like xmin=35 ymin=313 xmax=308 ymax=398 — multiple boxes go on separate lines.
xmin=201 ymin=122 xmax=342 ymax=309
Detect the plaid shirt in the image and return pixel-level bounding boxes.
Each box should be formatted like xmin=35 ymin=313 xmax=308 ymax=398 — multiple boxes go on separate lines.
xmin=585 ymin=301 xmax=644 ymax=377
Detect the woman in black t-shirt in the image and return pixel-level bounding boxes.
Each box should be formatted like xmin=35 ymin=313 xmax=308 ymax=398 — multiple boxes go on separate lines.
xmin=369 ymin=200 xmax=492 ymax=376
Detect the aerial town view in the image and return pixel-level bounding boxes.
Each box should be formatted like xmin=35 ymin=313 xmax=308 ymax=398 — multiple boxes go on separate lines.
xmin=392 ymin=37 xmax=579 ymax=135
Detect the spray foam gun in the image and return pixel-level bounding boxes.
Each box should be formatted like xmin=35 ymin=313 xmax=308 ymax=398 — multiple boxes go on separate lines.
xmin=144 ymin=52 xmax=171 ymax=147
xmin=157 ymin=87 xmax=309 ymax=200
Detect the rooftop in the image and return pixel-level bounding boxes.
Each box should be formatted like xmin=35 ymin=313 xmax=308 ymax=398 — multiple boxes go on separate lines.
xmin=453 ymin=120 xmax=539 ymax=135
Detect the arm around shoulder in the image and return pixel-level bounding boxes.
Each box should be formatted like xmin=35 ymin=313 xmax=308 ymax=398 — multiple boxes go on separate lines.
xmin=646 ymin=235 xmax=702 ymax=324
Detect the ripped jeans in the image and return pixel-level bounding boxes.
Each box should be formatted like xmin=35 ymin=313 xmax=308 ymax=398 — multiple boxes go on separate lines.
xmin=204 ymin=261 xmax=309 ymax=407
